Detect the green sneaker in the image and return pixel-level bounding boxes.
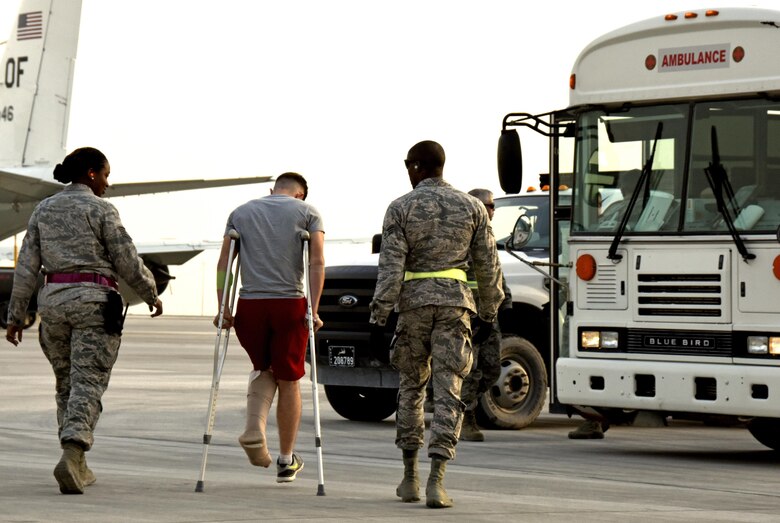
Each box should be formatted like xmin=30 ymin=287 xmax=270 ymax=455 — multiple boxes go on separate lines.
xmin=276 ymin=453 xmax=304 ymax=483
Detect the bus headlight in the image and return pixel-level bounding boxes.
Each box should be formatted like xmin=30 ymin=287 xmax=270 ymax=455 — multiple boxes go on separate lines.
xmin=601 ymin=331 xmax=619 ymax=349
xmin=747 ymin=336 xmax=767 ymax=355
xmin=581 ymin=330 xmax=619 ymax=350
xmin=581 ymin=331 xmax=600 ymax=348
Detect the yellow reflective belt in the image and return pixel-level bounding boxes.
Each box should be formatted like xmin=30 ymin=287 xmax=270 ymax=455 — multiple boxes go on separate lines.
xmin=466 ymin=280 xmax=478 ymax=289
xmin=403 ymin=268 xmax=467 ymax=282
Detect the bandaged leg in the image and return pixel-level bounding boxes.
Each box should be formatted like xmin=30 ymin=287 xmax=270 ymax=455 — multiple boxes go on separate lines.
xmin=239 ymin=369 xmax=277 ymax=467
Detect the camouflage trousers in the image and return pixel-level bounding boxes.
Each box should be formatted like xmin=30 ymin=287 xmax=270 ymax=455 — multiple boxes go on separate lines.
xmin=38 ymin=301 xmax=121 ymax=451
xmin=391 ymin=305 xmax=472 ymax=460
xmin=460 ymin=322 xmax=501 ymax=410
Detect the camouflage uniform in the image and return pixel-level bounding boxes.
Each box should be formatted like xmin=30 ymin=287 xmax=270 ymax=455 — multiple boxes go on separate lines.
xmin=370 ymin=178 xmax=503 ymax=460
xmin=460 ymin=274 xmax=512 ymax=410
xmin=8 ymin=184 xmax=157 ymax=450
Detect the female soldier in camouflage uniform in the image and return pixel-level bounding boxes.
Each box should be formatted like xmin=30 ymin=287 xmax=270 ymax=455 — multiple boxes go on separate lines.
xmin=5 ymin=147 xmax=162 ymax=494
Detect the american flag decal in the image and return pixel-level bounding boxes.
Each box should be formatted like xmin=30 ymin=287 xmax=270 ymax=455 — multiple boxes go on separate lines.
xmin=17 ymin=11 xmax=43 ymax=41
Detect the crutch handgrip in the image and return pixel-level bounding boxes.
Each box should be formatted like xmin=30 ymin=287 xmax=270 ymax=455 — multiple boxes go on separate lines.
xmin=300 ymin=230 xmax=311 ymax=242
xmin=228 ymin=229 xmax=240 ymax=240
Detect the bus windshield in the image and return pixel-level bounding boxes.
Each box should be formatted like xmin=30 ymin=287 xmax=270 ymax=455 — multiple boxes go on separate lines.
xmin=572 ymin=98 xmax=780 ymax=236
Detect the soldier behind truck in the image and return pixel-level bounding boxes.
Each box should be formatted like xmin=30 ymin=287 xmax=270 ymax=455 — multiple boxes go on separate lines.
xmin=460 ymin=188 xmax=513 ymax=442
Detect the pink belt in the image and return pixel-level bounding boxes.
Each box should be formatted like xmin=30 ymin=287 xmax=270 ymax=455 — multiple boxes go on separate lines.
xmin=46 ymin=272 xmax=119 ymax=290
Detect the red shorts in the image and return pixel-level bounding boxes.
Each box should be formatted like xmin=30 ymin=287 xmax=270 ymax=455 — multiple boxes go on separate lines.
xmin=234 ymin=297 xmax=308 ymax=381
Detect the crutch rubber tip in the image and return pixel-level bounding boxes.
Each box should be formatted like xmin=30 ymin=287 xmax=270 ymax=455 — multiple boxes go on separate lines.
xmin=317 ymin=485 xmax=326 ymax=496
xmin=195 ymin=481 xmax=205 ymax=493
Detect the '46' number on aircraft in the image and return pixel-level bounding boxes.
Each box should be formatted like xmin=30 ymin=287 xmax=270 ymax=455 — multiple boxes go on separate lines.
xmin=1 ymin=106 xmax=12 ymax=121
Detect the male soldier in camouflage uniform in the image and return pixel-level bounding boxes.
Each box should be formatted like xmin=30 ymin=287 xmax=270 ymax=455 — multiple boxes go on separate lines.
xmin=5 ymin=147 xmax=162 ymax=495
xmin=369 ymin=141 xmax=503 ymax=508
xmin=460 ymin=188 xmax=513 ymax=442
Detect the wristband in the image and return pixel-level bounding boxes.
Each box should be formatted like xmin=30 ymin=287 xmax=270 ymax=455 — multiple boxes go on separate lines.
xmin=216 ymin=270 xmax=233 ymax=289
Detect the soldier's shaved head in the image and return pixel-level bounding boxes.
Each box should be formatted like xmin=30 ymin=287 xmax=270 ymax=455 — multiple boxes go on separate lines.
xmin=406 ymin=140 xmax=445 ymax=187
xmin=407 ymin=141 xmax=445 ymax=172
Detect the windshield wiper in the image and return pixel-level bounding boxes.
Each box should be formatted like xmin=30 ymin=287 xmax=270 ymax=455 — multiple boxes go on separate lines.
xmin=704 ymin=126 xmax=755 ymax=262
xmin=607 ymin=122 xmax=663 ymax=261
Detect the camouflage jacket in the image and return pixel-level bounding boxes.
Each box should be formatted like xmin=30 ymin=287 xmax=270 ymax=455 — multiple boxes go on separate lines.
xmin=370 ymin=177 xmax=504 ymax=326
xmin=8 ymin=183 xmax=157 ymax=327
xmin=466 ymin=259 xmax=512 ymax=312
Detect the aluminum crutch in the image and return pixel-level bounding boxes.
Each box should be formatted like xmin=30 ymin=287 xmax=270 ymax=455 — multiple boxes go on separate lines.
xmin=195 ymin=229 xmax=241 ymax=493
xmin=301 ymin=230 xmax=326 ymax=496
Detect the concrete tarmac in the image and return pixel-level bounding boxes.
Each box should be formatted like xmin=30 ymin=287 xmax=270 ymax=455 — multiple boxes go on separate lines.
xmin=2 ymin=316 xmax=780 ymax=522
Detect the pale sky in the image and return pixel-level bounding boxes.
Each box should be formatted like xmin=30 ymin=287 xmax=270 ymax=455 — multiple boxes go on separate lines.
xmin=1 ymin=0 xmax=776 ymax=315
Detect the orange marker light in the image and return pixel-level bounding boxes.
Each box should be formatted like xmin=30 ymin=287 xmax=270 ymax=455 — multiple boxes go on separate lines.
xmin=705 ymin=10 xmax=719 ymax=17
xmin=570 ymin=74 xmax=576 ymax=90
xmin=576 ymin=254 xmax=597 ymax=281
xmin=733 ymin=46 xmax=745 ymax=63
xmin=684 ymin=12 xmax=698 ymax=19
xmin=645 ymin=54 xmax=657 ymax=70
xmin=772 ymin=255 xmax=780 ymax=280
xmin=664 ymin=14 xmax=678 ymax=21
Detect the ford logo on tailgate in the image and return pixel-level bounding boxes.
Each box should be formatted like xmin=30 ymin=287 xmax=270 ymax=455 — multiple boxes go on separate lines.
xmin=338 ymin=295 xmax=359 ymax=308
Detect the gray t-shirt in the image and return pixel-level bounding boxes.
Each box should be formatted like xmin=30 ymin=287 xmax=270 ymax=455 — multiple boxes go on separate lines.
xmin=225 ymin=194 xmax=324 ymax=299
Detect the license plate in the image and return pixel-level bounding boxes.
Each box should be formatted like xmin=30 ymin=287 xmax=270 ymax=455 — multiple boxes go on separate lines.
xmin=328 ymin=345 xmax=355 ymax=367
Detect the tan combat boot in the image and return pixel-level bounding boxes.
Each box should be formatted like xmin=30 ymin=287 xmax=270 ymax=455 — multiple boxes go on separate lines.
xmin=239 ymin=370 xmax=277 ymax=467
xmin=568 ymin=419 xmax=605 ymax=439
xmin=459 ymin=409 xmax=485 ymax=442
xmin=53 ymin=442 xmax=85 ymax=494
xmin=79 ymin=452 xmax=96 ymax=486
xmin=396 ymin=449 xmax=420 ymax=502
xmin=425 ymin=457 xmax=453 ymax=508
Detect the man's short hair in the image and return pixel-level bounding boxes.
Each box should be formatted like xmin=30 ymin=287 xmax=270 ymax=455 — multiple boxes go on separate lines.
xmin=274 ymin=172 xmax=309 ymax=200
xmin=407 ymin=140 xmax=445 ymax=171
xmin=468 ymin=188 xmax=493 ymax=204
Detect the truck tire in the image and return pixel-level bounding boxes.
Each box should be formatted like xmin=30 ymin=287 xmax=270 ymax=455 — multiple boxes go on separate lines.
xmin=324 ymin=385 xmax=397 ymax=422
xmin=477 ymin=335 xmax=547 ymax=429
xmin=747 ymin=418 xmax=780 ymax=451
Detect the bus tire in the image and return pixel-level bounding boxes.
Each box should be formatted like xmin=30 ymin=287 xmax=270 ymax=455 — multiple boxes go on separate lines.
xmin=748 ymin=418 xmax=780 ymax=451
xmin=477 ymin=335 xmax=547 ymax=429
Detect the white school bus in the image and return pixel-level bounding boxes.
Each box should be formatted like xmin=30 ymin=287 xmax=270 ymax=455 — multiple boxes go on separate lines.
xmin=498 ymin=8 xmax=780 ymax=448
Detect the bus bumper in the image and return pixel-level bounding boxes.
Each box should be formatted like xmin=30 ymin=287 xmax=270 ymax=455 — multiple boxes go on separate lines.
xmin=557 ymin=357 xmax=780 ymax=418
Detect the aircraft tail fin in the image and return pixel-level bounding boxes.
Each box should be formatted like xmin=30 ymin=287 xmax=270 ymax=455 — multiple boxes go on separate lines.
xmin=0 ymin=0 xmax=82 ymax=168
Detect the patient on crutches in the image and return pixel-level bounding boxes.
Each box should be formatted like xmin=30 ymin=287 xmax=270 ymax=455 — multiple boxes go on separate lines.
xmin=215 ymin=172 xmax=325 ymax=484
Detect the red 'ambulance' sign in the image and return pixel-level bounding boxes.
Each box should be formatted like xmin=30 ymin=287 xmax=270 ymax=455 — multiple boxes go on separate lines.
xmin=658 ymin=44 xmax=730 ymax=72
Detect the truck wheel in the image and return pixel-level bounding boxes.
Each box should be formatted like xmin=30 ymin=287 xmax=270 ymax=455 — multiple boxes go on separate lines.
xmin=477 ymin=335 xmax=547 ymax=429
xmin=748 ymin=418 xmax=780 ymax=451
xmin=324 ymin=385 xmax=397 ymax=422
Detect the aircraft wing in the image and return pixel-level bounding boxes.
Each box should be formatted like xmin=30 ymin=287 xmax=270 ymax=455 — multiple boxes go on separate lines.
xmin=0 ymin=169 xmax=64 ymax=204
xmin=105 ymin=176 xmax=273 ymax=198
xmin=0 ymin=171 xmax=274 ymax=241
xmin=136 ymin=242 xmax=218 ymax=266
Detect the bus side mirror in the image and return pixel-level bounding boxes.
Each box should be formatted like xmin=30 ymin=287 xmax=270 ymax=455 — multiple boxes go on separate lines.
xmin=498 ymin=129 xmax=523 ymax=194
xmin=507 ymin=215 xmax=532 ymax=250
xmin=372 ymin=233 xmax=382 ymax=254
